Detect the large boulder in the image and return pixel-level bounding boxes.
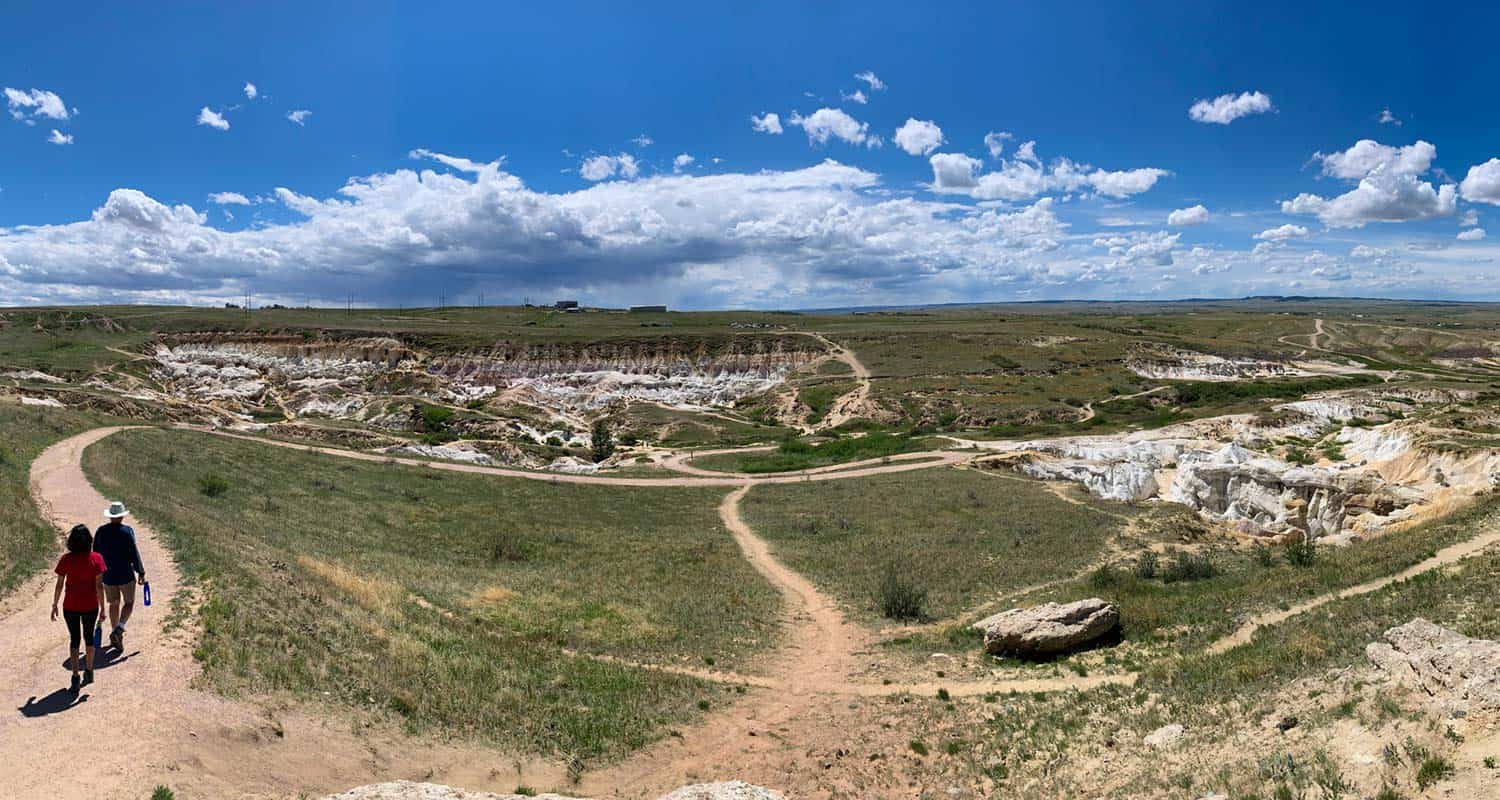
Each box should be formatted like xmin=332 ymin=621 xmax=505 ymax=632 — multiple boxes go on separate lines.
xmin=972 ymin=598 xmax=1120 ymax=657
xmin=1366 ymin=618 xmax=1500 ymax=714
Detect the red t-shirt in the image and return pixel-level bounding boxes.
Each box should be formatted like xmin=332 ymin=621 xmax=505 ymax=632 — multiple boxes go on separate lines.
xmin=54 ymin=552 xmax=106 ymax=612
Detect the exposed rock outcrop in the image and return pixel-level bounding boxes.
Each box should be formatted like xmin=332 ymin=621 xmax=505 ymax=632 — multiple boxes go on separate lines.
xmin=1367 ymin=619 xmax=1500 ymax=714
xmin=324 ymin=781 xmax=786 ymax=800
xmin=972 ymin=598 xmax=1120 ymax=657
xmin=657 ymin=782 xmax=787 ymax=800
xmin=325 ymin=783 xmax=576 ymax=800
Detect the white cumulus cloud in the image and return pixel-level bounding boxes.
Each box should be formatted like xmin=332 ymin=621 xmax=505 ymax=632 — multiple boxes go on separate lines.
xmin=983 ymin=131 xmax=1012 ymax=159
xmin=1188 ymin=90 xmax=1273 ymax=124
xmin=197 ymin=107 xmax=230 ymax=131
xmin=750 ymin=112 xmax=782 ymax=135
xmin=1315 ymin=140 xmax=1435 ymax=180
xmin=840 ymin=89 xmax=867 ymax=105
xmin=287 ymin=109 xmax=311 ymax=126
xmin=1460 ymin=158 xmax=1500 ymax=205
xmin=579 ymin=153 xmax=640 ymax=182
xmin=4 ymin=87 xmax=70 ymax=121
xmin=673 ymin=153 xmax=695 ymax=172
xmin=244 ymin=82 xmax=258 ymax=100
xmin=789 ymin=108 xmax=880 ymax=148
xmin=208 ymin=192 xmax=252 ymax=205
xmin=47 ymin=129 xmax=73 ymax=145
xmin=631 ymin=134 xmax=653 ymax=147
xmin=929 ymin=153 xmax=982 ymax=190
xmin=1255 ymin=224 xmax=1310 ymax=241
xmin=1379 ymin=108 xmax=1401 ymax=126
xmin=1167 ymin=205 xmax=1210 ymax=226
xmin=853 ymin=71 xmax=886 ymax=91
xmin=1458 ymin=227 xmax=1487 ymax=241
xmin=893 ymin=118 xmax=944 ymax=156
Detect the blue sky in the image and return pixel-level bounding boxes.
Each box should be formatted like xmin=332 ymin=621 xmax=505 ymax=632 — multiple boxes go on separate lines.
xmin=4 ymin=1 xmax=1500 ymax=308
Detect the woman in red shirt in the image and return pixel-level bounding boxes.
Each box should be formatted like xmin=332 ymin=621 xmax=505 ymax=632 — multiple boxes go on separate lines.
xmin=51 ymin=524 xmax=106 ymax=694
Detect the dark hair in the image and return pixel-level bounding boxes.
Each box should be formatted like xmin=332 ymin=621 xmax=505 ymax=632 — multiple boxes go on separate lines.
xmin=66 ymin=524 xmax=92 ymax=555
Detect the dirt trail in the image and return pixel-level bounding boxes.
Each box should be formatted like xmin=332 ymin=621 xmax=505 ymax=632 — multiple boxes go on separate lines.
xmin=1207 ymin=522 xmax=1500 ymax=655
xmin=806 ymin=333 xmax=871 ymax=431
xmin=199 ymin=426 xmax=969 ymax=486
xmin=2 ymin=427 xmax=570 ymax=799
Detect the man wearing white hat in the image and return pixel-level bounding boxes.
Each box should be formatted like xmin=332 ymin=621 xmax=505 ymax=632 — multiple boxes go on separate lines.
xmin=94 ymin=501 xmax=147 ymax=651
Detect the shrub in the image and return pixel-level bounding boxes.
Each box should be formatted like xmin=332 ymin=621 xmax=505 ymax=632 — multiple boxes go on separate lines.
xmin=1253 ymin=545 xmax=1276 ymax=567
xmin=1133 ymin=551 xmax=1159 ymax=580
xmin=1373 ymin=787 xmax=1405 ymax=800
xmin=197 ymin=473 xmax=230 ymax=497
xmin=878 ymin=566 xmax=927 ymax=621
xmin=1161 ymin=550 xmax=1216 ymax=583
xmin=1089 ymin=563 xmax=1118 ymax=589
xmin=909 ymin=740 xmax=929 ymax=756
xmin=1415 ymin=756 xmax=1454 ymax=790
xmin=151 ymin=788 xmax=176 ymax=800
xmin=1284 ymin=532 xmax=1317 ymax=567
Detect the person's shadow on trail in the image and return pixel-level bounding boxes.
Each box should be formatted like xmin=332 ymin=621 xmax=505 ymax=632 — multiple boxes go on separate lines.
xmin=18 ymin=688 xmax=89 ymax=717
xmin=57 ymin=648 xmax=137 ymax=673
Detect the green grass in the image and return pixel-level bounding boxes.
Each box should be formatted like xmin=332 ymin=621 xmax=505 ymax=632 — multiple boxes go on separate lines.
xmin=83 ymin=427 xmax=781 ymax=761
xmin=796 ymin=379 xmax=858 ymax=425
xmin=741 ymin=468 xmax=1131 ymax=622
xmin=693 ymin=432 xmax=936 ymax=474
xmin=0 ymin=402 xmax=111 ymax=597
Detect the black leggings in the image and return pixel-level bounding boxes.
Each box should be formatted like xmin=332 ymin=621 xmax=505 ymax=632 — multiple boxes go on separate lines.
xmin=63 ymin=608 xmax=99 ymax=651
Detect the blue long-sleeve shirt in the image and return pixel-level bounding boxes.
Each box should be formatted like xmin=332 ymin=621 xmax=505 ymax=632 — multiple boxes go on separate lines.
xmin=93 ymin=522 xmax=146 ymax=586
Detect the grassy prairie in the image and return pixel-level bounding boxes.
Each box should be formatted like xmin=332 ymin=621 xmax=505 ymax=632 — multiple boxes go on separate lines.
xmin=741 ymin=467 xmax=1132 ymax=622
xmin=1027 ymin=494 xmax=1500 ymax=653
xmin=0 ymin=402 xmax=111 ymax=596
xmin=83 ymin=427 xmax=780 ymax=761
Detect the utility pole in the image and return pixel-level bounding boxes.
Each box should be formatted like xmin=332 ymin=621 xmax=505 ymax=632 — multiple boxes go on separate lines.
xmin=346 ymin=294 xmax=352 ymax=316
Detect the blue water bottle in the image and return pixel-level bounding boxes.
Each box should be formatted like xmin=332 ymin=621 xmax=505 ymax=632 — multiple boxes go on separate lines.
xmin=92 ymin=623 xmax=102 ymax=649
xmin=142 ymin=581 xmax=152 ymax=607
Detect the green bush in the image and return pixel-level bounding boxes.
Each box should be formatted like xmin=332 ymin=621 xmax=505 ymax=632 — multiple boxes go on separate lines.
xmin=197 ymin=473 xmax=229 ymax=497
xmin=1415 ymin=756 xmax=1454 ymax=790
xmin=878 ymin=566 xmax=927 ymax=621
xmin=591 ymin=419 xmax=615 ymax=463
xmin=151 ymin=787 xmax=176 ymax=800
xmin=1284 ymin=532 xmax=1317 ymax=567
xmin=1133 ymin=551 xmax=1158 ymax=579
xmin=1161 ymin=550 xmax=1216 ymax=583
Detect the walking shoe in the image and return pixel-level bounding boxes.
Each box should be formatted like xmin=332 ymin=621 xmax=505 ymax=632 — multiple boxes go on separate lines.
xmin=109 ymin=628 xmax=123 ymax=651
xmin=69 ymin=674 xmax=80 ymax=695
xmin=82 ymin=669 xmax=94 ymax=686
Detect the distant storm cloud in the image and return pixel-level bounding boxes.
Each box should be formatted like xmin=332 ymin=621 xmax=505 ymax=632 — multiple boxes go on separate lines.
xmin=0 ymin=154 xmax=1098 ymax=308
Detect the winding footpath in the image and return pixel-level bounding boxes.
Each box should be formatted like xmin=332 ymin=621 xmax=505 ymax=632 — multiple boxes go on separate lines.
xmin=8 ymin=423 xmax=1500 ymax=798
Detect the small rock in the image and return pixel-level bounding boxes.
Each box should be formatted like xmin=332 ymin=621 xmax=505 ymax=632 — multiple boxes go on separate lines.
xmin=1143 ymin=723 xmax=1184 ymax=750
xmin=1276 ymin=715 xmax=1298 ymax=732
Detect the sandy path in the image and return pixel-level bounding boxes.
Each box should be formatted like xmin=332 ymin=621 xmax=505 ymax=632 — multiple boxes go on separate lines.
xmin=1207 ymin=522 xmax=1500 ymax=654
xmin=3 ymin=427 xmax=570 ymax=799
xmin=807 ymin=334 xmax=871 ymax=431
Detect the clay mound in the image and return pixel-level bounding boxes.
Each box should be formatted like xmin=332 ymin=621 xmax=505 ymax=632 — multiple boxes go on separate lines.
xmin=972 ymin=598 xmax=1120 ymax=657
xmin=325 ymin=782 xmax=785 ymax=800
xmin=326 ymin=783 xmax=574 ymax=800
xmin=1367 ymin=618 xmax=1500 ymax=714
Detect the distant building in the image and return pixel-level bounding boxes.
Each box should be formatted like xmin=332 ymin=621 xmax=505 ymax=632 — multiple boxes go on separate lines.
xmin=629 ymin=305 xmax=667 ymax=313
xmin=555 ymin=300 xmax=579 ymax=309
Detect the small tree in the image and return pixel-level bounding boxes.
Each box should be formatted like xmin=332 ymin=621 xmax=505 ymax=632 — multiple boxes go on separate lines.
xmin=591 ymin=418 xmax=615 ymax=463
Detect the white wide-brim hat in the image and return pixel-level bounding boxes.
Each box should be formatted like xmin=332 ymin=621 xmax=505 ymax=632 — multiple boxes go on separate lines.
xmin=104 ymin=501 xmax=129 ymax=519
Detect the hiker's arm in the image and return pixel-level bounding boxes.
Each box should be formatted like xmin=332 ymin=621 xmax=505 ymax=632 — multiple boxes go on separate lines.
xmin=51 ymin=575 xmax=63 ymax=621
xmin=130 ymin=534 xmax=146 ymax=582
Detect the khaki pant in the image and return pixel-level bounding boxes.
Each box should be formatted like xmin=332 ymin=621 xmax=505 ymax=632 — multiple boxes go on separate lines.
xmin=104 ymin=581 xmax=136 ymax=606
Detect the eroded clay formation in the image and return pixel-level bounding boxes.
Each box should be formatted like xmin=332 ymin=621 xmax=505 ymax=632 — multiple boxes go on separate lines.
xmin=974 ymin=387 xmax=1499 ymax=543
